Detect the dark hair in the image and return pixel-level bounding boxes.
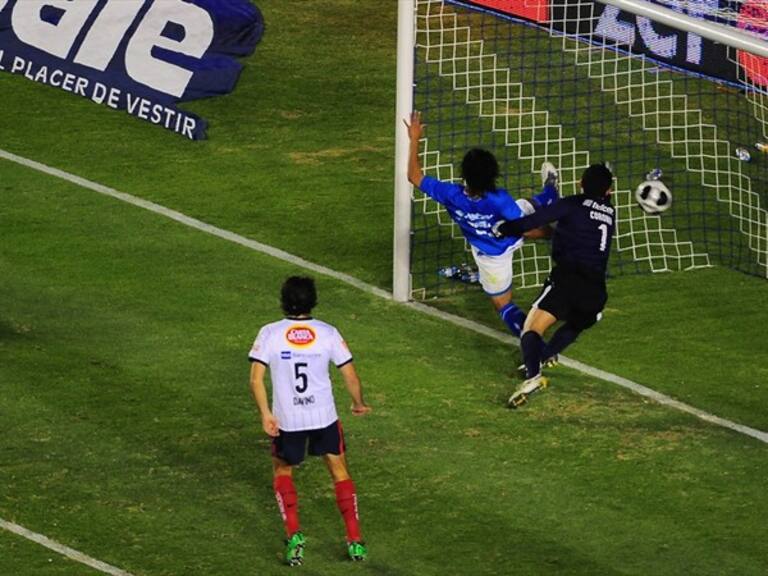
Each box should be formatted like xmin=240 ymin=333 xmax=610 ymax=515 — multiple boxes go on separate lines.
xmin=581 ymin=164 xmax=613 ymax=198
xmin=281 ymin=276 xmax=317 ymax=316
xmin=461 ymin=148 xmax=499 ymax=196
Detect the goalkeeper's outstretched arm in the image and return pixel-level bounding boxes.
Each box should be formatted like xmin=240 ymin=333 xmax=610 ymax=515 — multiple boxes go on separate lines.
xmin=404 ymin=111 xmax=425 ymax=187
xmin=494 ymin=198 xmax=571 ymax=237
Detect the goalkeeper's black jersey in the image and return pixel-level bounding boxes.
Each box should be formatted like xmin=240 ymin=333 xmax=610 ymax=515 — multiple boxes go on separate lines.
xmin=498 ymin=194 xmax=615 ymax=279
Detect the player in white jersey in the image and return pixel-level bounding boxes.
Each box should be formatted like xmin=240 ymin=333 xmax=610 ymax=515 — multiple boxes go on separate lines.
xmin=249 ymin=276 xmax=371 ymax=566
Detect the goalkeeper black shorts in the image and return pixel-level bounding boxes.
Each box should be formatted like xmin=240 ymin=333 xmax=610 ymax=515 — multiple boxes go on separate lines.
xmin=532 ymin=265 xmax=607 ymax=331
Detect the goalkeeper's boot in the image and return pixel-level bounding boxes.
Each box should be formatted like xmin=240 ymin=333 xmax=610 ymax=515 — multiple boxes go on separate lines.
xmin=347 ymin=541 xmax=368 ymax=562
xmin=284 ymin=531 xmax=306 ymax=566
xmin=516 ymin=354 xmax=559 ymax=377
xmin=508 ymin=374 xmax=549 ymax=409
xmin=532 ymin=162 xmax=560 ymax=208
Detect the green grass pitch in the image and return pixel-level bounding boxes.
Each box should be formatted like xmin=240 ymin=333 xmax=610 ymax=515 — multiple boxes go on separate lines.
xmin=1 ymin=1 xmax=767 ymax=575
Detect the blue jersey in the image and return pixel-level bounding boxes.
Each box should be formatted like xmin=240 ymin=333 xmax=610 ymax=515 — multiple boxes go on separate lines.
xmin=419 ymin=176 xmax=524 ymax=256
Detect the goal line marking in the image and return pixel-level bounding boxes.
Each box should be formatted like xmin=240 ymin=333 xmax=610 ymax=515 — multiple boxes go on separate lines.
xmin=3 ymin=147 xmax=766 ymax=451
xmin=0 ymin=518 xmax=136 ymax=576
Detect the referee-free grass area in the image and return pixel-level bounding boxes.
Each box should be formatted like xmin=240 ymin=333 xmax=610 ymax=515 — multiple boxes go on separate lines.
xmin=430 ymin=265 xmax=768 ymax=432
xmin=2 ymin=167 xmax=767 ymax=576
xmin=1 ymin=0 xmax=767 ymax=574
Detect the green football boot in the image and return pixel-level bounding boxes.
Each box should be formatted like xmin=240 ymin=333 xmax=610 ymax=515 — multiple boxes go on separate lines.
xmin=284 ymin=531 xmax=306 ymax=566
xmin=347 ymin=541 xmax=368 ymax=562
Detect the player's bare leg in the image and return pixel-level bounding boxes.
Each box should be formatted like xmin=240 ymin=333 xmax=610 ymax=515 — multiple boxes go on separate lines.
xmin=490 ymin=290 xmax=512 ymax=312
xmin=323 ymin=453 xmax=351 ymax=482
xmin=272 ymin=457 xmax=305 ymax=566
xmin=510 ymin=308 xmax=558 ymax=408
xmin=523 ymin=306 xmax=558 ymax=335
xmin=324 ymin=453 xmax=367 ymax=561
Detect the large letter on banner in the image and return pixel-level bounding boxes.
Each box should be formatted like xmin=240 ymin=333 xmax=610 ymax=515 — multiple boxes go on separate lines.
xmin=73 ymin=0 xmax=145 ymax=71
xmin=12 ymin=0 xmax=99 ymax=59
xmin=126 ymin=0 xmax=215 ymax=98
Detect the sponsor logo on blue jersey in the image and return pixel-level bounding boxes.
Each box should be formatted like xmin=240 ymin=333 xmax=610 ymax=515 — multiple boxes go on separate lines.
xmin=0 ymin=0 xmax=264 ymax=139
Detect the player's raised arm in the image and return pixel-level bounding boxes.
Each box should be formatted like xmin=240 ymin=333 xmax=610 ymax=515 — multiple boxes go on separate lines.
xmin=404 ymin=111 xmax=425 ymax=188
xmin=249 ymin=361 xmax=279 ymax=436
xmin=338 ymin=362 xmax=371 ymax=415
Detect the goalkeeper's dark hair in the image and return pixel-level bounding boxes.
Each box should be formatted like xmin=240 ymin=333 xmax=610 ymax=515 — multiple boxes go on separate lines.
xmin=281 ymin=276 xmax=317 ymax=316
xmin=461 ymin=148 xmax=499 ymax=196
xmin=581 ymin=163 xmax=613 ymax=198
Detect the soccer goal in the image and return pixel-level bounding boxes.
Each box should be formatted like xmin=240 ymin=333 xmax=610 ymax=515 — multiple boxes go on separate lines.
xmin=393 ymin=0 xmax=768 ymax=301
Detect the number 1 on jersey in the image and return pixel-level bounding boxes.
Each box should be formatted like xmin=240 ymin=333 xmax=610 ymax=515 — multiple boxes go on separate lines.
xmin=294 ymin=362 xmax=309 ymax=393
xmin=598 ymin=223 xmax=608 ymax=252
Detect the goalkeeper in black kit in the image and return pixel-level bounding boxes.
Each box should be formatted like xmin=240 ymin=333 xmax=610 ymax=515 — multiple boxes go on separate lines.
xmin=492 ymin=164 xmax=615 ymax=408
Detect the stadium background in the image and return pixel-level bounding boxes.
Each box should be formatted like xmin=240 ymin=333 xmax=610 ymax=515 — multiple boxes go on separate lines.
xmin=1 ymin=0 xmax=766 ymax=574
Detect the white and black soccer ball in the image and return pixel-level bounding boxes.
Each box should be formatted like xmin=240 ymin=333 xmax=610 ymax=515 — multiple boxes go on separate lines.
xmin=635 ymin=180 xmax=672 ymax=214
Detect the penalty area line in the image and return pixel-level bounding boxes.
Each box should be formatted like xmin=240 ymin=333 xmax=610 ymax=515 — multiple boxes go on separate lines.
xmin=0 ymin=518 xmax=136 ymax=576
xmin=1 ymin=148 xmax=766 ymax=446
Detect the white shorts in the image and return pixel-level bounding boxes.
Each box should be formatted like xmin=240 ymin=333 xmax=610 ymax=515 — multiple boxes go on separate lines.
xmin=470 ymin=198 xmax=533 ymax=295
xmin=471 ymin=240 xmax=523 ymax=296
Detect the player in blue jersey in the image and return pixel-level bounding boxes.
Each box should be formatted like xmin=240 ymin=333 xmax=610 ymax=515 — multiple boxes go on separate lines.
xmin=405 ymin=111 xmax=559 ymax=336
xmin=492 ymin=163 xmax=615 ymax=408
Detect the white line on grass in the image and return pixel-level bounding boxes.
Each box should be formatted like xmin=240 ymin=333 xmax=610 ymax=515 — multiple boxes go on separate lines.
xmin=3 ymin=147 xmax=767 ymax=450
xmin=0 ymin=519 xmax=136 ymax=576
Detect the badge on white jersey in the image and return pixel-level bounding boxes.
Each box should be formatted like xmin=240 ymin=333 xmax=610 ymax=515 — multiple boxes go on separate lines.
xmin=285 ymin=325 xmax=317 ymax=348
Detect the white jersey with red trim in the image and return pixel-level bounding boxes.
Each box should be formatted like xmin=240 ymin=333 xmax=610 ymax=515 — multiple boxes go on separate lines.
xmin=249 ymin=318 xmax=353 ymax=432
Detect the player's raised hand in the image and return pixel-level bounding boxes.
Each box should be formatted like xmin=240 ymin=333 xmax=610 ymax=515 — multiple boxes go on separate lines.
xmin=404 ymin=110 xmax=425 ymax=141
xmin=262 ymin=413 xmax=280 ymax=437
xmin=351 ymin=403 xmax=372 ymax=416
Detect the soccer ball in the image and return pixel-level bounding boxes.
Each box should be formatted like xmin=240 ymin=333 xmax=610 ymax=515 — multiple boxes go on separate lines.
xmin=635 ymin=180 xmax=672 ymax=214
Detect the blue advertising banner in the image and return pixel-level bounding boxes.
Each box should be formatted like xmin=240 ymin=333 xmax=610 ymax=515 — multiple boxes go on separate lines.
xmin=551 ymin=0 xmax=739 ymax=85
xmin=0 ymin=0 xmax=264 ymax=139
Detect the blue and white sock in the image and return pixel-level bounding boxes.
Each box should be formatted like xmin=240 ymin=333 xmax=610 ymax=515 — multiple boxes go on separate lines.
xmin=532 ymin=183 xmax=559 ymax=209
xmin=498 ymin=303 xmax=526 ymax=337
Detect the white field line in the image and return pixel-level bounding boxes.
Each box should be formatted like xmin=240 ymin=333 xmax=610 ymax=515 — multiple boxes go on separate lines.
xmin=3 ymin=147 xmax=767 ymax=451
xmin=0 ymin=519 xmax=136 ymax=576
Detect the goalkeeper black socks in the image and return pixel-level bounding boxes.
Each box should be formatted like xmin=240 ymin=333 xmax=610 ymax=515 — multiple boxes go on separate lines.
xmin=521 ymin=331 xmax=544 ymax=379
xmin=542 ymin=323 xmax=581 ymax=359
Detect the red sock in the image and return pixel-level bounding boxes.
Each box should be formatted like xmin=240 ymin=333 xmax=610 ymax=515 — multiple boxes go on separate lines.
xmin=334 ymin=479 xmax=361 ymax=542
xmin=274 ymin=475 xmax=300 ymax=537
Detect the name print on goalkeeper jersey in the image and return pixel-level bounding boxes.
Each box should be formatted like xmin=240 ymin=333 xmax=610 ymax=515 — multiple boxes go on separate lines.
xmin=249 ymin=319 xmax=353 ymax=432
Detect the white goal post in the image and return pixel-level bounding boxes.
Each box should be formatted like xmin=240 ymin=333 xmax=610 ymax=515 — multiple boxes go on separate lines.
xmin=394 ymin=0 xmax=416 ymax=302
